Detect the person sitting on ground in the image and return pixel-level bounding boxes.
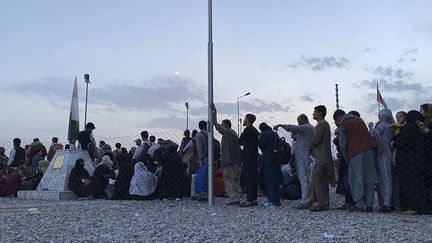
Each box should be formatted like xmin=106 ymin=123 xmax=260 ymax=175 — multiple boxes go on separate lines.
xmin=121 ymin=147 xmax=128 ymax=154
xmin=113 ymin=153 xmax=134 ymax=200
xmin=0 ymin=147 xmax=8 ymax=173
xmin=26 ymin=138 xmax=48 ymax=166
xmin=47 ymin=137 xmax=63 ymax=161
xmin=129 ymin=162 xmax=159 ymax=200
xmin=150 ymin=136 xmax=157 ymax=146
xmin=112 ymin=143 xmax=121 ymax=164
xmin=129 ymin=139 xmax=141 ymax=156
xmin=91 ymin=155 xmax=115 ymax=199
xmin=280 ymin=164 xmax=301 ymax=200
xmin=0 ymin=168 xmax=23 ymax=197
xmin=20 ymin=160 xmax=49 ymax=190
xmin=68 ymin=159 xmax=92 ymax=198
xmin=101 ymin=143 xmax=112 ymax=154
xmin=31 ymin=150 xmax=44 ymax=174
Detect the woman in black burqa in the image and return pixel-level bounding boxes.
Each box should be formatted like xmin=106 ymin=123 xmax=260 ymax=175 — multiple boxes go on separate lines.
xmin=113 ymin=153 xmax=134 ymax=200
xmin=91 ymin=155 xmax=115 ymax=199
xmin=153 ymin=140 xmax=187 ymax=200
xmin=393 ymin=110 xmax=430 ymax=215
xmin=68 ymin=159 xmax=92 ymax=198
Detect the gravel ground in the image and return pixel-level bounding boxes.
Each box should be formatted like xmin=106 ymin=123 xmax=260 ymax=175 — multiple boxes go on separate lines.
xmin=1 ymin=192 xmax=432 ymax=242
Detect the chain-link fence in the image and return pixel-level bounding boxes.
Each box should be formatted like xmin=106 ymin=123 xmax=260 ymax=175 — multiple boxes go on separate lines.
xmin=1 ymin=115 xmax=431 ymax=215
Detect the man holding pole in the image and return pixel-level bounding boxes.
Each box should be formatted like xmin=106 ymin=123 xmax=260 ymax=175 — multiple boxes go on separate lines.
xmin=210 ymin=104 xmax=242 ymax=205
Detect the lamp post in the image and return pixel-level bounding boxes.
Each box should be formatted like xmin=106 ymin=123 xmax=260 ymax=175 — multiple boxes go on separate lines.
xmin=185 ymin=102 xmax=189 ymax=130
xmin=84 ymin=73 xmax=90 ymax=127
xmin=237 ymin=92 xmax=251 ymax=135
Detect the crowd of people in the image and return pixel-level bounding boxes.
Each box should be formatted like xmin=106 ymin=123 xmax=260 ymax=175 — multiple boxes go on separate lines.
xmin=0 ymin=137 xmax=63 ymax=196
xmin=1 ymin=103 xmax=431 ymax=215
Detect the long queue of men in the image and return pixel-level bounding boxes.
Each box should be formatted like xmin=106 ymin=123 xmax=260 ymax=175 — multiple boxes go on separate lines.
xmin=1 ymin=103 xmax=431 ymax=215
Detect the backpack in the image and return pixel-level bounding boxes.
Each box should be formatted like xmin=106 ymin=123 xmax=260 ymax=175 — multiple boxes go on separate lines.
xmin=272 ymin=134 xmax=291 ymax=165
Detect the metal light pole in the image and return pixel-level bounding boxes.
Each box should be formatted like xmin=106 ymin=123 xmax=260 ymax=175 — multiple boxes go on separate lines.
xmin=207 ymin=0 xmax=214 ymax=207
xmin=185 ymin=102 xmax=189 ymax=130
xmin=84 ymin=73 xmax=90 ymax=127
xmin=237 ymin=92 xmax=251 ymax=135
xmin=335 ymin=83 xmax=339 ymax=109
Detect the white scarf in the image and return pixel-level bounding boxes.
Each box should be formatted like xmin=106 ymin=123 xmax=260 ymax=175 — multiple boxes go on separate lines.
xmin=129 ymin=162 xmax=158 ymax=196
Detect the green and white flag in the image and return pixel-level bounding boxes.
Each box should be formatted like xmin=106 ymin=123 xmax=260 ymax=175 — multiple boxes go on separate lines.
xmin=68 ymin=77 xmax=80 ymax=143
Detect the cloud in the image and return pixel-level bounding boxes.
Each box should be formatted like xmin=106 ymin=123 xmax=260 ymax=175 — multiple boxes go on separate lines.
xmin=190 ymin=99 xmax=290 ymax=118
xmin=286 ymin=55 xmax=350 ymax=71
xmin=145 ymin=116 xmax=191 ymax=130
xmin=4 ymin=75 xmax=205 ymax=112
xmin=91 ymin=76 xmax=204 ymax=111
xmin=299 ymin=93 xmax=315 ymax=102
xmin=368 ymin=66 xmax=414 ymax=80
xmin=403 ymin=48 xmax=419 ymax=56
xmin=355 ymin=79 xmax=426 ymax=93
xmin=362 ymin=48 xmax=371 ymax=53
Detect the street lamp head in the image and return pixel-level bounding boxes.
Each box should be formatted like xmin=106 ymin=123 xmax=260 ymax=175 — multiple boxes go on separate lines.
xmin=84 ymin=74 xmax=90 ymax=83
xmin=245 ymin=92 xmax=251 ymax=96
xmin=185 ymin=102 xmax=189 ymax=109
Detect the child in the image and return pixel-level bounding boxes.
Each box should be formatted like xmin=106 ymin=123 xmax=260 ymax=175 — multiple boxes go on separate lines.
xmin=391 ymin=111 xmax=407 ymax=162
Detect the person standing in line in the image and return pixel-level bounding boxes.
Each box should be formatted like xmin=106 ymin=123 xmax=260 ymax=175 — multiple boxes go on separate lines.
xmin=259 ymin=122 xmax=282 ymax=208
xmin=308 ymin=105 xmax=334 ymax=212
xmin=274 ymin=114 xmax=314 ymax=209
xmin=333 ymin=109 xmax=378 ymax=213
xmin=195 ymin=120 xmax=209 ymax=201
xmin=238 ymin=113 xmax=259 ymax=207
xmin=211 ymin=104 xmax=242 ymax=205
xmin=371 ymin=108 xmax=394 ymax=213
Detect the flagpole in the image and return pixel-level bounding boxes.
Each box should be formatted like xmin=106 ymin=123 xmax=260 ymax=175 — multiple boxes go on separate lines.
xmin=377 ymin=82 xmax=380 ymax=114
xmin=207 ymin=0 xmax=214 ymax=207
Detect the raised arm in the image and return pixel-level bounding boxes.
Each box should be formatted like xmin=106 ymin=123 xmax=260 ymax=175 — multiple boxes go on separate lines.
xmin=211 ymin=103 xmax=226 ymax=135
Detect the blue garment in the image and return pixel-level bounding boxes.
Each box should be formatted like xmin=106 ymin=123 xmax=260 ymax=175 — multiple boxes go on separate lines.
xmin=195 ymin=165 xmax=208 ymax=194
xmin=31 ymin=155 xmax=44 ymax=173
xmin=259 ymin=130 xmax=282 ymax=205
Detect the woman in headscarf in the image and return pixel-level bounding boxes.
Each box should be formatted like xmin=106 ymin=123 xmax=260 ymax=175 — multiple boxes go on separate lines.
xmin=419 ymin=103 xmax=432 ymax=210
xmin=113 ymin=153 xmax=134 ymax=200
xmin=20 ymin=160 xmax=50 ymax=190
xmin=91 ymin=155 xmax=115 ymax=199
xmin=420 ymin=104 xmax=432 ymax=125
xmin=129 ymin=162 xmax=159 ymax=200
xmin=153 ymin=140 xmax=187 ymax=200
xmin=371 ymin=108 xmax=394 ymax=213
xmin=68 ymin=159 xmax=92 ymax=198
xmin=259 ymin=122 xmax=282 ymax=207
xmin=393 ymin=110 xmax=430 ymax=214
